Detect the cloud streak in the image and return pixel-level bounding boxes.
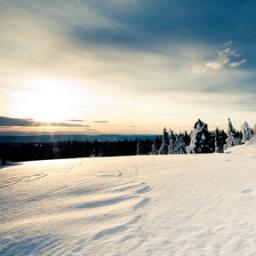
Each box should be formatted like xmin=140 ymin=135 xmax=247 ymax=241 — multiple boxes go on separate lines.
xmin=0 ymin=116 xmax=91 ymax=127
xmin=93 ymin=121 xmax=109 ymax=123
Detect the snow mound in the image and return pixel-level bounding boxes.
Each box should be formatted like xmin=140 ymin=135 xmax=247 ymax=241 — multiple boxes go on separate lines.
xmin=1 ymin=150 xmax=256 ymax=255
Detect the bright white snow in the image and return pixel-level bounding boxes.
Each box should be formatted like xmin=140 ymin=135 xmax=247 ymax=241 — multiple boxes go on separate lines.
xmin=1 ymin=142 xmax=256 ymax=255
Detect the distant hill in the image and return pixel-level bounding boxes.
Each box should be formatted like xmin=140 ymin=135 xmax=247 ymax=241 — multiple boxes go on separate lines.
xmin=0 ymin=134 xmax=158 ymax=143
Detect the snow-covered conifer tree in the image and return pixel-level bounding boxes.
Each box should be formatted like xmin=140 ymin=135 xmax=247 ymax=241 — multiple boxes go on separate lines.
xmin=174 ymin=134 xmax=187 ymax=154
xmin=215 ymin=128 xmax=221 ymax=153
xmin=136 ymin=141 xmax=143 ymax=155
xmin=241 ymin=121 xmax=252 ymax=142
xmin=158 ymin=128 xmax=169 ymax=154
xmin=184 ymin=131 xmax=191 ymax=146
xmin=225 ymin=118 xmax=241 ymax=149
xmin=151 ymin=141 xmax=158 ymax=155
xmin=215 ymin=128 xmax=226 ymax=153
xmin=168 ymin=130 xmax=176 ymax=154
xmin=187 ymin=119 xmax=212 ymax=153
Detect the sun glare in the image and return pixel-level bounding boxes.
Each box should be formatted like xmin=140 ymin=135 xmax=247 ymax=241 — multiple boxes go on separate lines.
xmin=17 ymin=78 xmax=78 ymax=122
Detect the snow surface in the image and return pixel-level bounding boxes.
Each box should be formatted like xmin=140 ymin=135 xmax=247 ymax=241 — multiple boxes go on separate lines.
xmin=1 ymin=143 xmax=256 ymax=255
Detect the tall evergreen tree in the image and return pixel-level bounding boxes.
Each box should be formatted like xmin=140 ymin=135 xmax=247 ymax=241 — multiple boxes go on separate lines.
xmin=158 ymin=128 xmax=169 ymax=154
xmin=215 ymin=128 xmax=221 ymax=153
xmin=187 ymin=119 xmax=213 ymax=153
xmin=168 ymin=130 xmax=176 ymax=154
xmin=225 ymin=118 xmax=241 ymax=149
xmin=215 ymin=128 xmax=226 ymax=153
xmin=151 ymin=141 xmax=158 ymax=155
xmin=183 ymin=131 xmax=191 ymax=146
xmin=241 ymin=121 xmax=253 ymax=142
xmin=174 ymin=134 xmax=187 ymax=154
xmin=221 ymin=130 xmax=227 ymax=153
xmin=136 ymin=141 xmax=143 ymax=155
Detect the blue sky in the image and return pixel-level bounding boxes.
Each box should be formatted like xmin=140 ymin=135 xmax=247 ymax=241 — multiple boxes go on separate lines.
xmin=0 ymin=0 xmax=255 ymax=134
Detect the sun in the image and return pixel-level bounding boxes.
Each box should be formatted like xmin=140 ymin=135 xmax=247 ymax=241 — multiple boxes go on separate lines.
xmin=16 ymin=78 xmax=78 ymax=122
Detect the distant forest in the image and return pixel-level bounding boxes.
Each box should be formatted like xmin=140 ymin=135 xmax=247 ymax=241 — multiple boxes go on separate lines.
xmin=0 ymin=118 xmax=255 ymax=164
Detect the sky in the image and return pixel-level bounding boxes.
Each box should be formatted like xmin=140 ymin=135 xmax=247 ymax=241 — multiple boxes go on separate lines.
xmin=0 ymin=0 xmax=256 ymax=135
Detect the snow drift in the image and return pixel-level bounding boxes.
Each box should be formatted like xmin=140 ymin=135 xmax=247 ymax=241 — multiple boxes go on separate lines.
xmin=1 ymin=142 xmax=256 ymax=255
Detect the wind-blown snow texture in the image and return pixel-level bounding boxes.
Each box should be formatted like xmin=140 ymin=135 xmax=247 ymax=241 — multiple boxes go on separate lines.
xmin=1 ymin=142 xmax=256 ymax=255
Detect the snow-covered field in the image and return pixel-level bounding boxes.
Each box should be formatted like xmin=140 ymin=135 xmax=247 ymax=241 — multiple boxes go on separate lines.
xmin=1 ymin=143 xmax=256 ymax=256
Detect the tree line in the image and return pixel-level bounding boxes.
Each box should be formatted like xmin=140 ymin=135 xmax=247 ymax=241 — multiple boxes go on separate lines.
xmin=0 ymin=118 xmax=255 ymax=164
xmin=150 ymin=118 xmax=255 ymax=155
xmin=0 ymin=139 xmax=153 ymax=163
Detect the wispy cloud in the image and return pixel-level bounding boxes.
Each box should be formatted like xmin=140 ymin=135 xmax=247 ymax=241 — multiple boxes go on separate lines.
xmin=0 ymin=116 xmax=91 ymax=127
xmin=67 ymin=119 xmax=87 ymax=122
xmin=191 ymin=43 xmax=246 ymax=74
xmin=0 ymin=116 xmax=35 ymax=127
xmin=93 ymin=121 xmax=109 ymax=123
